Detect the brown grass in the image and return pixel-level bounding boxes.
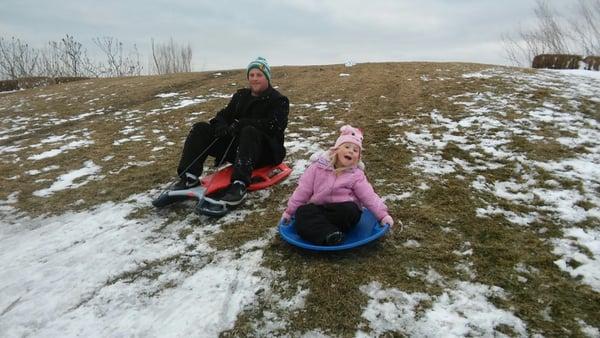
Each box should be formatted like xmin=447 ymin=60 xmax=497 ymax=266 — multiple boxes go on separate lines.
xmin=1 ymin=62 xmax=599 ymax=336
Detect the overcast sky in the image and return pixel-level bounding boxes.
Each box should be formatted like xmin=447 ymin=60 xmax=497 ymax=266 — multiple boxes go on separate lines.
xmin=1 ymin=0 xmax=576 ymax=72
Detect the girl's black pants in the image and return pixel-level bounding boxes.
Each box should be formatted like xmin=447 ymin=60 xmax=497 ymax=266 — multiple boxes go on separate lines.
xmin=295 ymin=202 xmax=362 ymax=245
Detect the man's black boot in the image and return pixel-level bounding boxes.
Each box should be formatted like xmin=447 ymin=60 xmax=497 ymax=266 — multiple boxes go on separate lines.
xmin=219 ymin=180 xmax=247 ymax=205
xmin=173 ymin=172 xmax=199 ymax=190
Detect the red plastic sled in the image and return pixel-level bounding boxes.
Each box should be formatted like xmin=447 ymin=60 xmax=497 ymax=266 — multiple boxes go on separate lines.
xmin=201 ymin=162 xmax=292 ymax=195
xmin=152 ymin=163 xmax=292 ymax=210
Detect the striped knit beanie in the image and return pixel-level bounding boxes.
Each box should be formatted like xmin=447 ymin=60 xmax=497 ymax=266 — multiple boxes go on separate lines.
xmin=247 ymin=57 xmax=271 ymax=83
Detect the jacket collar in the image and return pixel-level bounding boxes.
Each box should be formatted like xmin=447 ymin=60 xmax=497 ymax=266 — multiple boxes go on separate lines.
xmin=245 ymin=85 xmax=276 ymax=100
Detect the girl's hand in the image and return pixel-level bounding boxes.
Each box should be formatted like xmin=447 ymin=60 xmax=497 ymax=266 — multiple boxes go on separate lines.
xmin=281 ymin=212 xmax=292 ymax=224
xmin=381 ymin=215 xmax=394 ymax=227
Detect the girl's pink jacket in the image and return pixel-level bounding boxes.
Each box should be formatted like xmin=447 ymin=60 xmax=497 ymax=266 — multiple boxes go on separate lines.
xmin=284 ymin=151 xmax=389 ymax=221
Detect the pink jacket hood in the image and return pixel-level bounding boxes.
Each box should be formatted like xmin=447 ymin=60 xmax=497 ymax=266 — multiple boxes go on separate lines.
xmin=285 ymin=151 xmax=389 ymax=221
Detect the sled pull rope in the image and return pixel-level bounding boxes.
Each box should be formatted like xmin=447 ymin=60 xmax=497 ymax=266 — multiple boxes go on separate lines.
xmin=203 ymin=136 xmax=237 ymax=190
xmin=158 ymin=137 xmax=220 ymax=193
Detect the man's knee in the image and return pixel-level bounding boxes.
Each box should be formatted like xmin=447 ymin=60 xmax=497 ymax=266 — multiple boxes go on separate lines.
xmin=191 ymin=122 xmax=211 ymax=135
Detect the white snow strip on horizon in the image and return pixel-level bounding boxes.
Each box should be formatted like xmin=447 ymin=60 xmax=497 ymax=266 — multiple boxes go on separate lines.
xmin=550 ymin=69 xmax=600 ymax=80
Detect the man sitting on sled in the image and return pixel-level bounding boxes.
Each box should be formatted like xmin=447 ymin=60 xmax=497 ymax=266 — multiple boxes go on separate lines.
xmin=175 ymin=57 xmax=289 ymax=205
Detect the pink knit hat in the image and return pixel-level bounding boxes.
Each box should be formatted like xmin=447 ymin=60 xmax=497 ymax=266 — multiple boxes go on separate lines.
xmin=331 ymin=125 xmax=363 ymax=152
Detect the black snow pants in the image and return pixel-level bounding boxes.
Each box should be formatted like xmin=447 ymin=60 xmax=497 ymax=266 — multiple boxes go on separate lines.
xmin=177 ymin=122 xmax=278 ymax=185
xmin=295 ymin=202 xmax=362 ymax=245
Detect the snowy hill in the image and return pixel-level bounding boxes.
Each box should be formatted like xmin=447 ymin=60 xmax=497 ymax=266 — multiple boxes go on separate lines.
xmin=1 ymin=63 xmax=599 ymax=337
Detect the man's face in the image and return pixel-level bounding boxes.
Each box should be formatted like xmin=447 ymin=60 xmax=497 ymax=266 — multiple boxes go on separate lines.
xmin=248 ymin=68 xmax=269 ymax=95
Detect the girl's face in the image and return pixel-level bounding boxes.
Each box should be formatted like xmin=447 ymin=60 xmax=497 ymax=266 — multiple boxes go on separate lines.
xmin=248 ymin=68 xmax=269 ymax=95
xmin=336 ymin=142 xmax=360 ymax=167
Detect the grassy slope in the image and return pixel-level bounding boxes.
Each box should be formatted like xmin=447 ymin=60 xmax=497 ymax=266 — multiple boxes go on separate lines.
xmin=1 ymin=62 xmax=598 ymax=336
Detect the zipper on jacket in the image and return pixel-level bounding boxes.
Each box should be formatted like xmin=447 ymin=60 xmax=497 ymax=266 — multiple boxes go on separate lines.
xmin=328 ymin=171 xmax=337 ymax=203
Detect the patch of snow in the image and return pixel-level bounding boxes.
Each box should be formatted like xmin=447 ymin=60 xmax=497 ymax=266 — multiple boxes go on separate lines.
xmin=0 ymin=192 xmax=277 ymax=337
xmin=476 ymin=205 xmax=539 ymax=226
xmin=33 ymin=161 xmax=102 ymax=197
xmin=550 ymin=69 xmax=600 ymax=80
xmin=410 ymin=154 xmax=455 ymax=175
xmin=462 ymin=71 xmax=496 ymax=79
xmin=25 ymin=165 xmax=59 ymax=176
xmin=577 ymin=318 xmax=600 ymax=338
xmin=360 ymin=280 xmax=527 ymax=337
xmin=40 ymin=134 xmax=74 ymax=144
xmin=532 ymin=188 xmax=589 ymax=223
xmin=28 ymin=140 xmax=94 ymax=160
xmin=382 ymin=192 xmax=412 ymax=202
xmin=155 ymin=92 xmax=180 ymax=98
xmin=403 ymin=240 xmax=421 ymax=248
xmin=552 ymin=227 xmax=600 ymax=292
xmin=0 ymin=145 xmax=24 ymax=154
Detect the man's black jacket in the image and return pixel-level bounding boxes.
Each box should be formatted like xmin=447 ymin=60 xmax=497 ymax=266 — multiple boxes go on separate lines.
xmin=210 ymin=86 xmax=289 ymax=163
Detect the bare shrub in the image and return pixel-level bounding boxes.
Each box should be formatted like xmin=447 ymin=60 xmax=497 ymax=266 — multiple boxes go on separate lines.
xmin=54 ymin=76 xmax=89 ymax=84
xmin=17 ymin=77 xmax=54 ymax=89
xmin=503 ymin=0 xmax=600 ymax=67
xmin=0 ymin=79 xmax=18 ymax=91
xmin=93 ymin=37 xmax=143 ymax=77
xmin=532 ymin=54 xmax=583 ymax=69
xmin=0 ymin=37 xmax=39 ymax=79
xmin=150 ymin=38 xmax=192 ymax=75
xmin=1 ymin=34 xmax=193 ymax=79
xmin=583 ymin=56 xmax=600 ymax=70
xmin=0 ymin=76 xmax=89 ymax=92
xmin=569 ymin=0 xmax=600 ymax=56
xmin=48 ymin=35 xmax=99 ymax=77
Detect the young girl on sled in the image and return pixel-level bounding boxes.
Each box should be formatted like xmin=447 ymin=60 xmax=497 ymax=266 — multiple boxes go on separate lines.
xmin=281 ymin=125 xmax=394 ymax=245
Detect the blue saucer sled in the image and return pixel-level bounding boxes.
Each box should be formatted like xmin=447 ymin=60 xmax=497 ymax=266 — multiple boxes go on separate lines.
xmin=278 ymin=209 xmax=390 ymax=251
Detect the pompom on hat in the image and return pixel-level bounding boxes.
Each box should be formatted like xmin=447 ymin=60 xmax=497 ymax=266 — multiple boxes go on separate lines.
xmin=247 ymin=57 xmax=271 ymax=83
xmin=331 ymin=125 xmax=363 ymax=152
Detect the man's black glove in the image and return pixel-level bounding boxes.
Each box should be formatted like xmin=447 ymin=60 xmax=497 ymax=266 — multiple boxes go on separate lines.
xmin=214 ymin=120 xmax=240 ymax=138
xmin=214 ymin=123 xmax=230 ymax=138
xmin=228 ymin=119 xmax=240 ymax=135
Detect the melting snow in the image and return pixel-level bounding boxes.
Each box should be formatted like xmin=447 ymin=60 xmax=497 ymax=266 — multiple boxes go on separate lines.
xmin=32 ymin=161 xmax=102 ymax=197
xmin=359 ymin=281 xmax=527 ymax=337
xmin=1 ymin=67 xmax=599 ymax=336
xmin=28 ymin=140 xmax=94 ymax=160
